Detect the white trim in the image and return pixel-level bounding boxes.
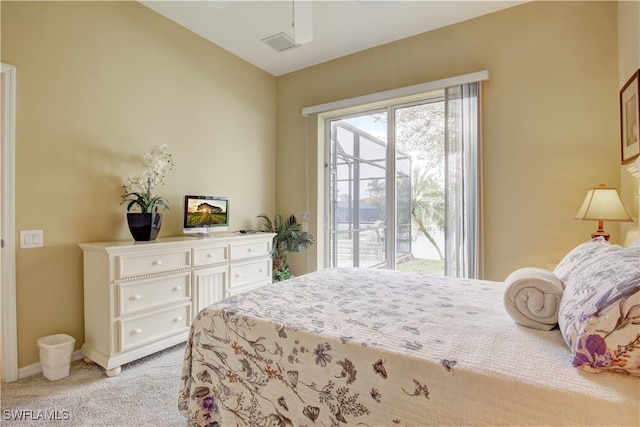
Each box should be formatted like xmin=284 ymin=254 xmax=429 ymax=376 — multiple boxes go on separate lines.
xmin=18 ymin=350 xmax=84 ymax=380
xmin=302 ymin=70 xmax=490 ymax=117
xmin=1 ymin=63 xmax=18 ymax=383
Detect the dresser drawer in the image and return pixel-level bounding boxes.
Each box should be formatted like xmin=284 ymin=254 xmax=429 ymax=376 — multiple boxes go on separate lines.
xmin=117 ymin=273 xmax=190 ymax=317
xmin=116 ymin=249 xmax=191 ymax=279
xmin=193 ymin=245 xmax=229 ymax=267
xmin=230 ymin=240 xmax=271 ymax=261
xmin=229 ymin=259 xmax=270 ymax=293
xmin=119 ymin=303 xmax=191 ymax=352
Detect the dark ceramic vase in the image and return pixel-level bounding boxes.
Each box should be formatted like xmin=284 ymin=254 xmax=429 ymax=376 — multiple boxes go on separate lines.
xmin=126 ymin=213 xmax=163 ymax=241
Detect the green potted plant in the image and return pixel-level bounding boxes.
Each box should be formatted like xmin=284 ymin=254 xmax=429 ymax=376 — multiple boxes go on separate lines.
xmin=121 ymin=144 xmax=174 ymax=241
xmin=258 ymin=212 xmax=314 ymax=282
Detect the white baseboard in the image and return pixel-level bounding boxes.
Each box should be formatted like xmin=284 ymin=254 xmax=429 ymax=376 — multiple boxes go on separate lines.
xmin=17 ymin=350 xmax=84 ymax=380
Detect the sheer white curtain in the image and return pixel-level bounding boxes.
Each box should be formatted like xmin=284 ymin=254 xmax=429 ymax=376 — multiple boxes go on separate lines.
xmin=444 ymin=83 xmax=480 ymax=278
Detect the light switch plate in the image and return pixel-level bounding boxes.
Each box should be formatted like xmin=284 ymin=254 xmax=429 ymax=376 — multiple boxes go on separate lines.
xmin=20 ymin=230 xmax=43 ymax=249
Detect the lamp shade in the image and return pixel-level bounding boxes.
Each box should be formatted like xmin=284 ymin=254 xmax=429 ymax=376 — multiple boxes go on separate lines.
xmin=574 ymin=185 xmax=632 ymax=222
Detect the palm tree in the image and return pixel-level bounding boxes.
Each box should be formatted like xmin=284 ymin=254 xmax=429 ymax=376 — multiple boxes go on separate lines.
xmin=258 ymin=212 xmax=315 ymax=282
xmin=410 ymin=166 xmax=444 ymax=260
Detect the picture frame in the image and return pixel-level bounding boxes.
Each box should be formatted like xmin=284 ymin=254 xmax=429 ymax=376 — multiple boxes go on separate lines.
xmin=620 ymin=69 xmax=639 ymax=164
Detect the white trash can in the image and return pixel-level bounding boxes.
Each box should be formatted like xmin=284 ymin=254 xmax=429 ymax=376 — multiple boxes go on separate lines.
xmin=37 ymin=334 xmax=75 ymax=381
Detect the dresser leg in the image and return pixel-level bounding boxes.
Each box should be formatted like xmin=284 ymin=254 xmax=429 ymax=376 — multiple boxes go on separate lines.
xmin=105 ymin=366 xmax=121 ymax=377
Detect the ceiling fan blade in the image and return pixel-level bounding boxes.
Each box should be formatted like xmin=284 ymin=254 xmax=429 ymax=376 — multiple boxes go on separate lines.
xmin=293 ymin=0 xmax=313 ymax=45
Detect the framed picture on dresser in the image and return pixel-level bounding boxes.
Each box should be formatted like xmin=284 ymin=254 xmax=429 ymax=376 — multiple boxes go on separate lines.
xmin=620 ymin=69 xmax=639 ymax=164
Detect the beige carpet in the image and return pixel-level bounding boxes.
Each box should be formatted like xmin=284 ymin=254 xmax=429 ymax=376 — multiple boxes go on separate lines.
xmin=1 ymin=343 xmax=187 ymax=426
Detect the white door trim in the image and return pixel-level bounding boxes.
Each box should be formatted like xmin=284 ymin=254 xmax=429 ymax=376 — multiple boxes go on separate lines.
xmin=1 ymin=62 xmax=18 ymax=382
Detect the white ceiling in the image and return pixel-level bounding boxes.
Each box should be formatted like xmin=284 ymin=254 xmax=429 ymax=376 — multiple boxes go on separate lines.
xmin=138 ymin=1 xmax=526 ymax=76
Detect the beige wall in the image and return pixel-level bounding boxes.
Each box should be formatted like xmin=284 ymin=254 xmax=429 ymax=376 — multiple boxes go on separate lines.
xmin=618 ymin=0 xmax=640 ymax=245
xmin=276 ymin=1 xmax=626 ymax=281
xmin=1 ymin=1 xmax=276 ymax=367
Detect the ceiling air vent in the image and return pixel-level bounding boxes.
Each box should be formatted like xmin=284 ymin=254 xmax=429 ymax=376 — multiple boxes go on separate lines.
xmin=261 ymin=32 xmax=299 ymax=53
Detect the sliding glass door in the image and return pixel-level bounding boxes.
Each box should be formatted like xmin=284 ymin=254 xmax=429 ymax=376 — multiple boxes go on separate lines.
xmin=326 ymin=83 xmax=480 ymax=278
xmin=394 ymin=99 xmax=445 ymax=273
xmin=329 ymin=112 xmax=389 ymax=268
xmin=327 ymin=100 xmax=442 ymax=272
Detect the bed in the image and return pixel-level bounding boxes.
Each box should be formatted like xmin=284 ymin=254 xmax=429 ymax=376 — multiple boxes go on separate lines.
xmin=178 ymin=239 xmax=640 ymax=426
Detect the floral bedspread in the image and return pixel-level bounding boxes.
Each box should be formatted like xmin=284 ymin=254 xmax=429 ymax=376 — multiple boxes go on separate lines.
xmin=178 ymin=268 xmax=639 ymax=427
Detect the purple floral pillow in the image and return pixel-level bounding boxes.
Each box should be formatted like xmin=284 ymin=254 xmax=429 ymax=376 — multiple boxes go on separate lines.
xmin=556 ymin=241 xmax=640 ymax=376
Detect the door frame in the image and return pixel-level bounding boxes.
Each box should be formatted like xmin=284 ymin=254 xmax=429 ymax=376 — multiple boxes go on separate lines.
xmin=1 ymin=63 xmax=18 ymax=382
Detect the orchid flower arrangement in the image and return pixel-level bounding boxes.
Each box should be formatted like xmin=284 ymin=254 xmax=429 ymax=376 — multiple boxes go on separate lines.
xmin=121 ymin=144 xmax=174 ymax=213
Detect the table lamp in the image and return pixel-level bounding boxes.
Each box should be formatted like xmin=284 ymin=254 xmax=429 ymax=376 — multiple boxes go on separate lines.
xmin=574 ymin=184 xmax=633 ymax=241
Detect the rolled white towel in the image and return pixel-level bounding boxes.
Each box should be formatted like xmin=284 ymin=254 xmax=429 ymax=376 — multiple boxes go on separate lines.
xmin=503 ymin=267 xmax=563 ymax=331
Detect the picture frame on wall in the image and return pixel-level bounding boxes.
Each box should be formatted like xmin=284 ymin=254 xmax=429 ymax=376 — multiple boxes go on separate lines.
xmin=620 ymin=69 xmax=639 ymax=164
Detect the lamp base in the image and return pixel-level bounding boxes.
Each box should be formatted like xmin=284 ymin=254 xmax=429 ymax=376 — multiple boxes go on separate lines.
xmin=590 ymin=220 xmax=610 ymax=241
xmin=590 ymin=230 xmax=610 ymax=241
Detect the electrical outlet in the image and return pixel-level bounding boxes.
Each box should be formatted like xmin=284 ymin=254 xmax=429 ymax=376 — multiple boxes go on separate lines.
xmin=20 ymin=230 xmax=43 ymax=249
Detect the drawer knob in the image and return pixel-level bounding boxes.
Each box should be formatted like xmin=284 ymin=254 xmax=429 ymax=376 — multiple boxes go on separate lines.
xmin=236 ymin=273 xmax=242 ymax=278
xmin=173 ymin=286 xmax=183 ymax=291
xmin=174 ymin=316 xmax=183 ymax=322
xmin=130 ymin=294 xmax=141 ymax=301
xmin=131 ymin=328 xmax=142 ymax=335
xmin=152 ymin=260 xmax=163 ymax=266
xmin=247 ymin=248 xmax=253 ymax=252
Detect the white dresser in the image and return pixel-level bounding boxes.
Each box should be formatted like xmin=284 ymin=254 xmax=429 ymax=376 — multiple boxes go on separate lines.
xmin=79 ymin=232 xmax=274 ymax=376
